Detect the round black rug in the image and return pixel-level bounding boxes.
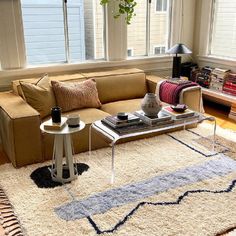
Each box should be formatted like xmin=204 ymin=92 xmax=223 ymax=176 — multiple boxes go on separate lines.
xmin=30 ymin=163 xmax=89 ymax=188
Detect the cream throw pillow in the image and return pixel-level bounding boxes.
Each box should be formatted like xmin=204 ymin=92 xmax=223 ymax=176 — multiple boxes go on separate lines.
xmin=51 ymin=79 xmax=102 ymax=112
xmin=20 ymin=74 xmax=56 ymax=118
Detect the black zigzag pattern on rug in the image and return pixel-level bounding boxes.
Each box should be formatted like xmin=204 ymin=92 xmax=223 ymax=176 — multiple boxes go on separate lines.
xmin=87 ymin=179 xmax=236 ymax=234
xmin=167 ymin=132 xmax=229 ymax=157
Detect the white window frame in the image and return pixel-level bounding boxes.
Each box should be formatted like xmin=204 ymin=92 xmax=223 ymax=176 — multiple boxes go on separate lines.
xmin=155 ymin=0 xmax=168 ymax=13
xmin=0 ymin=0 xmax=200 ymax=84
xmin=153 ymin=45 xmax=166 ymax=55
xmin=197 ymin=0 xmax=236 ymax=70
xmin=128 ymin=0 xmax=172 ymax=58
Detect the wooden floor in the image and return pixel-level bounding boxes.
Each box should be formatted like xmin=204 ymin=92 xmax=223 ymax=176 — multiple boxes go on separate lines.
xmin=204 ymin=100 xmax=236 ymax=131
xmin=0 ymin=100 xmax=235 ymax=236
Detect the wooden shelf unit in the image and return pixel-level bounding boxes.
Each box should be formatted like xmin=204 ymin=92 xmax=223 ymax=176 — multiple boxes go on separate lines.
xmin=202 ymin=88 xmax=236 ymax=121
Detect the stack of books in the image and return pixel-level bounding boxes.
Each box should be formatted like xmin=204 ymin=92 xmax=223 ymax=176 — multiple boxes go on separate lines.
xmin=102 ymin=113 xmax=142 ymax=129
xmin=44 ymin=117 xmax=67 ymax=130
xmin=161 ymin=106 xmax=199 ymax=122
xmin=134 ymin=110 xmax=173 ymax=126
xmin=210 ymin=68 xmax=229 ymax=92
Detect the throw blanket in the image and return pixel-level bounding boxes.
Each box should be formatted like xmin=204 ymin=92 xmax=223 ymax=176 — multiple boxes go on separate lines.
xmin=159 ymin=80 xmax=198 ymax=105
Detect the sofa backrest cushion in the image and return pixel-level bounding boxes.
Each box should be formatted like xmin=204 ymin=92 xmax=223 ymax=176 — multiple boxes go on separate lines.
xmin=12 ymin=73 xmax=86 ymax=97
xmin=51 ymin=79 xmax=101 ymax=112
xmin=20 ymin=74 xmax=56 ymax=118
xmin=85 ymin=70 xmax=147 ymax=104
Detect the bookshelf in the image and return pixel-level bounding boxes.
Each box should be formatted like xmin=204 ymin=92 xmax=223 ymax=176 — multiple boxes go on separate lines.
xmin=202 ymin=88 xmax=236 ymax=121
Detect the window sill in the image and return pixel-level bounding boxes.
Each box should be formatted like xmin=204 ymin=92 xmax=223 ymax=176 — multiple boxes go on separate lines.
xmin=0 ymin=56 xmax=173 ymax=79
xmin=198 ymin=55 xmax=236 ymax=68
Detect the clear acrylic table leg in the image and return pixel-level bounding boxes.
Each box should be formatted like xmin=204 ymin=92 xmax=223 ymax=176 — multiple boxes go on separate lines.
xmin=183 ymin=120 xmax=186 ymax=131
xmin=212 ymin=119 xmax=217 ymax=152
xmin=111 ymin=142 xmax=115 ymax=184
xmin=89 ymin=125 xmax=92 ymax=157
xmin=198 ymin=116 xmax=217 ymax=153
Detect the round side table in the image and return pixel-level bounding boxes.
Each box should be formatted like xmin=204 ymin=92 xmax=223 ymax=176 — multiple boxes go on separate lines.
xmin=40 ymin=120 xmax=85 ymax=183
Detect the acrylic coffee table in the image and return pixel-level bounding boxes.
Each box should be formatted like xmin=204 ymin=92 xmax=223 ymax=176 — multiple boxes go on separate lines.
xmin=40 ymin=120 xmax=85 ymax=183
xmin=89 ymin=113 xmax=216 ymax=184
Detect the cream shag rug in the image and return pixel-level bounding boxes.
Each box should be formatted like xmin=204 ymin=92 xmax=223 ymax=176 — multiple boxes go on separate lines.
xmin=0 ymin=124 xmax=236 ymax=236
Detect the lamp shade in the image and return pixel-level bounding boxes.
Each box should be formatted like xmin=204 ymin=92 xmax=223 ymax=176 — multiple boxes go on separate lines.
xmin=166 ymin=43 xmax=192 ymax=55
xmin=166 ymin=44 xmax=192 ymax=78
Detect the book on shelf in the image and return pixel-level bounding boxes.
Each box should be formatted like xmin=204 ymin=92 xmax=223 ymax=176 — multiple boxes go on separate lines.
xmin=167 ymin=78 xmax=191 ymax=85
xmin=44 ymin=117 xmax=67 ymax=130
xmin=161 ymin=106 xmax=195 ymax=119
xmin=134 ymin=110 xmax=172 ymax=126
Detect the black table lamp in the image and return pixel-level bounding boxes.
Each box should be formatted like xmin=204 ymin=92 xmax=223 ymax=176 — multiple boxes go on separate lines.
xmin=166 ymin=43 xmax=192 ymax=78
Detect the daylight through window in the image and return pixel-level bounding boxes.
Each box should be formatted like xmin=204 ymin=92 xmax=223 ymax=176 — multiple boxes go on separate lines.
xmin=21 ymin=0 xmax=104 ymax=65
xmin=127 ymin=0 xmax=171 ymax=57
xmin=210 ymin=0 xmax=236 ymax=59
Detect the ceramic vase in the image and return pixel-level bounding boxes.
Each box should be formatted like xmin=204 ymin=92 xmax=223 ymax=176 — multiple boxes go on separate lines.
xmin=141 ymin=93 xmax=162 ymax=117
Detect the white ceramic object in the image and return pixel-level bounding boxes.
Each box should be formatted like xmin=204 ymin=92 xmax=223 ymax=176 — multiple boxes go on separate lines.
xmin=141 ymin=93 xmax=162 ymax=117
xmin=67 ymin=114 xmax=80 ymax=127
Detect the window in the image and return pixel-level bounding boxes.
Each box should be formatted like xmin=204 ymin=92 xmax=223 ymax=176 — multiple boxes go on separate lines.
xmin=210 ymin=0 xmax=236 ymax=59
xmin=153 ymin=46 xmax=166 ymax=55
xmin=21 ymin=0 xmax=104 ymax=65
xmin=127 ymin=48 xmax=133 ymax=57
xmin=156 ymin=0 xmax=168 ymax=12
xmin=127 ymin=0 xmax=171 ymax=57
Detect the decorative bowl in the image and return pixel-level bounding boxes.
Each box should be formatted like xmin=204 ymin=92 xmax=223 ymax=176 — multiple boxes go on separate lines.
xmin=171 ymin=104 xmax=188 ymax=112
xmin=117 ymin=112 xmax=128 ymax=120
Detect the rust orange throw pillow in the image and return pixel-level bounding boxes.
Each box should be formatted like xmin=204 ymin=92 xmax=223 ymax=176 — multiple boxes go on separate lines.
xmin=51 ymin=79 xmax=101 ymax=112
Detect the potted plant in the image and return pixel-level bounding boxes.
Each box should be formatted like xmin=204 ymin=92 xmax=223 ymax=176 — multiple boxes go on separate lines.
xmin=100 ymin=0 xmax=137 ymax=24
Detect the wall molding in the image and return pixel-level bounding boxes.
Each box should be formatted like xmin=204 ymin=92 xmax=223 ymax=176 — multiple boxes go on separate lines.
xmin=0 ymin=56 xmax=172 ymax=90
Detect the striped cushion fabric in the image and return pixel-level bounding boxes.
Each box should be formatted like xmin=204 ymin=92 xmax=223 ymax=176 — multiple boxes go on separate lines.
xmin=51 ymin=79 xmax=102 ymax=112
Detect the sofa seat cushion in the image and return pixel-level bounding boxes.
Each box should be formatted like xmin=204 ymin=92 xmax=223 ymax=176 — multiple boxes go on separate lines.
xmin=63 ymin=108 xmax=110 ymax=125
xmin=101 ymin=98 xmax=143 ymax=115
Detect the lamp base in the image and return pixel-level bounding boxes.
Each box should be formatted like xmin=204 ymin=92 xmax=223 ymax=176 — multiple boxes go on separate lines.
xmin=172 ymin=56 xmax=181 ymax=78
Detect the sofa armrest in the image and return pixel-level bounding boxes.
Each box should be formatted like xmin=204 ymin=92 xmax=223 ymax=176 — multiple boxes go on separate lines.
xmin=179 ymin=86 xmax=203 ymax=112
xmin=0 ymin=92 xmax=43 ymax=167
xmin=155 ymin=79 xmax=203 ymax=112
xmin=146 ymin=75 xmax=165 ymax=93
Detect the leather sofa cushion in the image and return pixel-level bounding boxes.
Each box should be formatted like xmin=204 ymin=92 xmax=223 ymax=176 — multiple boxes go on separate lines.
xmin=20 ymin=74 xmax=56 ymax=118
xmin=12 ymin=73 xmax=86 ymax=97
xmin=101 ymin=98 xmax=143 ymax=115
xmin=51 ymin=79 xmax=102 ymax=112
xmin=94 ymin=73 xmax=147 ymax=104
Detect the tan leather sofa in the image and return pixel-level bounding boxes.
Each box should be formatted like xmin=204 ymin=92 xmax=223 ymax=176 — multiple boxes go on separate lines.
xmin=0 ymin=68 xmax=202 ymax=167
